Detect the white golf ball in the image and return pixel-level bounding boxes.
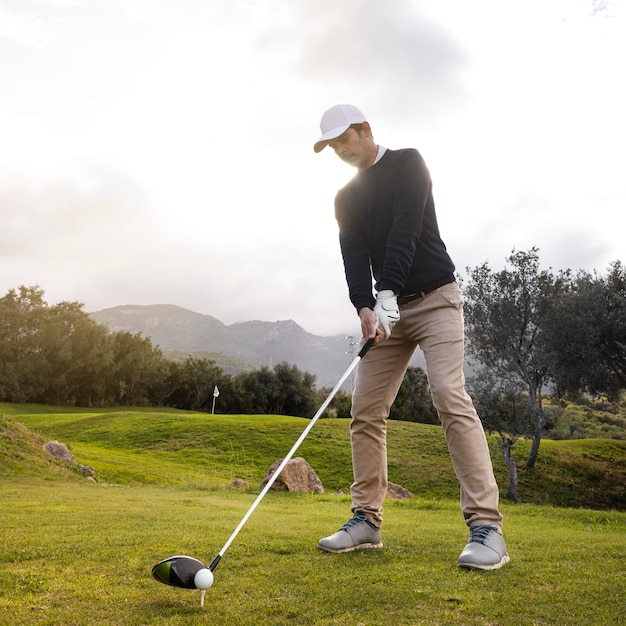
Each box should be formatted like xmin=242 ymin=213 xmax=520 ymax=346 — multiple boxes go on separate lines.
xmin=194 ymin=568 xmax=214 ymax=590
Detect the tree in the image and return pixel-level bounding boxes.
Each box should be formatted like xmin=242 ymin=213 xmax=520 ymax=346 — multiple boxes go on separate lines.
xmin=601 ymin=261 xmax=626 ymax=393
xmin=177 ymin=357 xmax=223 ymax=411
xmin=0 ymin=286 xmax=49 ymax=402
xmin=41 ymin=305 xmax=113 ymax=405
xmin=468 ymin=371 xmax=534 ymax=501
xmin=0 ymin=286 xmax=114 ymax=405
xmin=463 ymin=248 xmax=569 ymax=469
xmin=153 ymin=359 xmax=186 ymax=407
xmin=271 ymin=362 xmax=317 ymax=416
xmin=389 ymin=366 xmax=439 ymax=424
xmin=231 ymin=362 xmax=317 ymax=416
xmin=235 ymin=366 xmax=275 ymax=414
xmin=104 ymin=332 xmax=166 ymax=406
xmin=548 ymin=262 xmax=626 ymax=401
xmin=321 ymin=389 xmax=353 ymax=418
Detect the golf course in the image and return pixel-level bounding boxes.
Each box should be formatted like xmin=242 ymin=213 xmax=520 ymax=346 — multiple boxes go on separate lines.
xmin=1 ymin=403 xmax=625 ymax=625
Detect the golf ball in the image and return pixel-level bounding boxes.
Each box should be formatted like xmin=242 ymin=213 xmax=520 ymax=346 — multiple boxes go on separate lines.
xmin=194 ymin=568 xmax=214 ymax=590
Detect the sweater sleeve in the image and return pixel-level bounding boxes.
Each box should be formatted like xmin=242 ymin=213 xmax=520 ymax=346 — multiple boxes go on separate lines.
xmin=376 ymin=149 xmax=432 ymax=294
xmin=335 ymin=190 xmax=376 ymax=312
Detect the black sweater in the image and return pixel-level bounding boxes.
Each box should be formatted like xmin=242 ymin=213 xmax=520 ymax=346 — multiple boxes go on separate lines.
xmin=334 ymin=148 xmax=456 ymax=313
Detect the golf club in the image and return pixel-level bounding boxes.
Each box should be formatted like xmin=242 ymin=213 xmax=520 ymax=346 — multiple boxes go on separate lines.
xmin=152 ymin=337 xmax=375 ymax=606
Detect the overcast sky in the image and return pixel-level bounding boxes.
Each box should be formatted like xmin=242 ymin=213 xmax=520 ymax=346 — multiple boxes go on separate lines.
xmin=1 ymin=0 xmax=624 ymax=337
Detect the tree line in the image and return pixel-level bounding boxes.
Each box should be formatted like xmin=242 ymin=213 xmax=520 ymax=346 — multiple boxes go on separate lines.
xmin=0 ymin=286 xmax=311 ymax=414
xmin=0 ymin=285 xmax=433 ymax=421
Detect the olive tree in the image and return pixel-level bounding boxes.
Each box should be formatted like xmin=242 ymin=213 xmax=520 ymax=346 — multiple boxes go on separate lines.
xmin=462 ymin=248 xmax=569 ymax=469
xmin=548 ymin=261 xmax=625 ymax=401
xmin=468 ymin=371 xmax=534 ymax=500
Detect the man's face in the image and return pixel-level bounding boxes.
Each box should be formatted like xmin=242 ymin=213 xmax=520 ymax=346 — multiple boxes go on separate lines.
xmin=328 ymin=125 xmax=377 ymax=171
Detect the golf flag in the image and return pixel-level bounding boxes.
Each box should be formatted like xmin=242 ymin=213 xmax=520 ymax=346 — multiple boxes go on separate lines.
xmin=213 ymin=385 xmax=219 ymax=398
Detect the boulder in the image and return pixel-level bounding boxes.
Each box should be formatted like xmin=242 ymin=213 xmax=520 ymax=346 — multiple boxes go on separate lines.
xmin=43 ymin=441 xmax=96 ymax=480
xmin=43 ymin=441 xmax=75 ymax=463
xmin=387 ymin=481 xmax=413 ymax=500
xmin=261 ymin=457 xmax=324 ymax=494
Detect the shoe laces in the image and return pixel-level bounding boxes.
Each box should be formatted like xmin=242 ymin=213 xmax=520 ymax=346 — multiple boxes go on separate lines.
xmin=341 ymin=513 xmax=368 ymax=531
xmin=468 ymin=524 xmax=497 ymax=545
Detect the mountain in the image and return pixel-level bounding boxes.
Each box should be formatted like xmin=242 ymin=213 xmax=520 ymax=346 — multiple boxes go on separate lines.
xmin=89 ymin=304 xmax=372 ymax=389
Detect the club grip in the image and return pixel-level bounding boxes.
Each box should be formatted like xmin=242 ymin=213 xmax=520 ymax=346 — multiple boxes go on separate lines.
xmin=357 ymin=337 xmax=375 ymax=359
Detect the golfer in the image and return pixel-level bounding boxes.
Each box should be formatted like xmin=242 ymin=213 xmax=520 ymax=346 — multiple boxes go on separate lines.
xmin=314 ymin=104 xmax=509 ymax=570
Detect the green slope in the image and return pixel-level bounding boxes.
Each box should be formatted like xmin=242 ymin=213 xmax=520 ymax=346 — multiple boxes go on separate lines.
xmin=0 ymin=415 xmax=85 ymax=481
xmin=1 ymin=403 xmax=625 ymax=510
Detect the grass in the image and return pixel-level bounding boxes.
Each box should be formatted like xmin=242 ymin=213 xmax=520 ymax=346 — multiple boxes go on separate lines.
xmin=1 ymin=404 xmax=626 ymax=624
xmin=1 ymin=481 xmax=624 ymax=625
xmin=4 ymin=403 xmax=624 ymax=509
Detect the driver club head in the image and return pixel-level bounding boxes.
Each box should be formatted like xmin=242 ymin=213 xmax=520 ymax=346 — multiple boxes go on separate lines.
xmin=151 ymin=555 xmax=206 ymax=589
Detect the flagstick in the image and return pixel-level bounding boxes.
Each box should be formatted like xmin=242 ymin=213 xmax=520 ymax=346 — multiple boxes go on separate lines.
xmin=211 ymin=385 xmax=219 ymax=414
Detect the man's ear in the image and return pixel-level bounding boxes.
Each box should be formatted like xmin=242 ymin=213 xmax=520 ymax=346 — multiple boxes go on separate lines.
xmin=362 ymin=121 xmax=373 ymax=138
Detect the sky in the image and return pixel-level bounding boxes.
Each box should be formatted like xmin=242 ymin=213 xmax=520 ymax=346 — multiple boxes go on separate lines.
xmin=1 ymin=0 xmax=624 ymax=337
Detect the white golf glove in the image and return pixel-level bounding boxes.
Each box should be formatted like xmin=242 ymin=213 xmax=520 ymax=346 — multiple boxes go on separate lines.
xmin=374 ymin=290 xmax=400 ymax=339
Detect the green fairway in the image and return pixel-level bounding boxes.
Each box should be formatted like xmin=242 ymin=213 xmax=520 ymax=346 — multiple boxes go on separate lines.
xmin=1 ymin=405 xmax=625 ymax=624
xmin=1 ymin=480 xmax=624 ymax=625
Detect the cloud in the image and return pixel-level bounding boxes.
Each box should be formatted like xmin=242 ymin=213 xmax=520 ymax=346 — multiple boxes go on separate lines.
xmin=0 ymin=0 xmax=623 ymax=339
xmin=588 ymin=0 xmax=621 ymax=18
xmin=0 ymin=158 xmax=357 ymax=335
xmin=0 ymin=164 xmax=152 ymax=276
xmin=255 ymin=0 xmax=471 ymax=119
xmin=0 ymin=3 xmax=63 ymax=47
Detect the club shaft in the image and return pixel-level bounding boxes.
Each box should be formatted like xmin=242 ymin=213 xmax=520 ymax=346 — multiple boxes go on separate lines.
xmin=209 ymin=337 xmax=374 ymax=571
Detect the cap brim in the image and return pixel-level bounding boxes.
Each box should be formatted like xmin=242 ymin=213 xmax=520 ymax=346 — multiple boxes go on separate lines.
xmin=313 ymin=123 xmax=350 ymax=153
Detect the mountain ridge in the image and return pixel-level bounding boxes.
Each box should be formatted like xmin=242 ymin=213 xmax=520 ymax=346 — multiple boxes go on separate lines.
xmin=89 ymin=304 xmax=390 ymax=388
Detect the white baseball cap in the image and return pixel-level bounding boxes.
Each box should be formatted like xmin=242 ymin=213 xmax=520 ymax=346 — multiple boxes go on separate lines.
xmin=314 ymin=104 xmax=367 ymax=153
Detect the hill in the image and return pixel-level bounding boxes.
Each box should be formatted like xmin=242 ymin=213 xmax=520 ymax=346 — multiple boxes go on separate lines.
xmin=3 ymin=404 xmax=625 ymax=511
xmin=89 ymin=304 xmax=425 ymax=388
xmin=0 ymin=414 xmax=85 ymax=481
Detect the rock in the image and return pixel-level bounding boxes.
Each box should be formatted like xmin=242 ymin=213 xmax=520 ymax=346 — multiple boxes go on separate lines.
xmin=261 ymin=457 xmax=324 ymax=494
xmin=387 ymin=482 xmax=413 ymax=499
xmin=43 ymin=441 xmax=75 ymax=463
xmin=43 ymin=441 xmax=96 ymax=481
xmin=79 ymin=463 xmax=95 ymax=477
xmin=231 ymin=479 xmax=249 ymax=489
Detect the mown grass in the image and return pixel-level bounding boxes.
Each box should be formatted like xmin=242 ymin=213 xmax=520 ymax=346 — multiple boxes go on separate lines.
xmin=1 ymin=404 xmax=625 ymax=624
xmin=5 ymin=403 xmax=625 ymax=509
xmin=1 ymin=480 xmax=624 ymax=625
xmin=6 ymin=406 xmax=456 ymax=497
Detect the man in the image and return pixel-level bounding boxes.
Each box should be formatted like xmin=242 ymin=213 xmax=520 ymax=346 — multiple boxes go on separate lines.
xmin=313 ymin=104 xmax=509 ymax=570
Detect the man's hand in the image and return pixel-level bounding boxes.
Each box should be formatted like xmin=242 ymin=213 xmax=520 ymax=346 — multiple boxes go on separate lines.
xmin=358 ymin=307 xmax=380 ymax=344
xmin=373 ymin=290 xmax=400 ymax=339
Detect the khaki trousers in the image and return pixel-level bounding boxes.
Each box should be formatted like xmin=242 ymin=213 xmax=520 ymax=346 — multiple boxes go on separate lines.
xmin=350 ymin=281 xmax=503 ymax=529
